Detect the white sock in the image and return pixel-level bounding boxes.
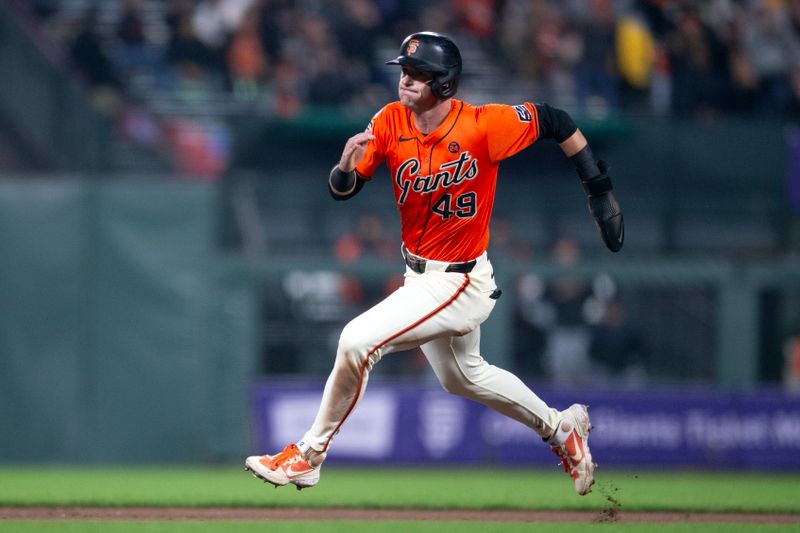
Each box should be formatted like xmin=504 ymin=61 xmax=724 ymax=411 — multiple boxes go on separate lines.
xmin=548 ymin=413 xmax=573 ymax=445
xmin=297 ymin=440 xmax=326 ymax=467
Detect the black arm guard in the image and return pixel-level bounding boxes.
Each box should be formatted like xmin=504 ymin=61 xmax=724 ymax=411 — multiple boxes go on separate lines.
xmin=328 ymin=166 xmax=365 ymax=201
xmin=583 ymin=160 xmax=624 ymax=253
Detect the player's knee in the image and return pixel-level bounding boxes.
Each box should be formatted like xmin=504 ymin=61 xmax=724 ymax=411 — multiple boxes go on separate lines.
xmin=336 ymin=323 xmax=369 ymax=367
xmin=437 ymin=372 xmax=472 ymax=397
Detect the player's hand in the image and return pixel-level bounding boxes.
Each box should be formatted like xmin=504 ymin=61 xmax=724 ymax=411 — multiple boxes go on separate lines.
xmin=339 ymin=132 xmax=375 ymax=172
xmin=586 ymin=161 xmax=624 ymax=253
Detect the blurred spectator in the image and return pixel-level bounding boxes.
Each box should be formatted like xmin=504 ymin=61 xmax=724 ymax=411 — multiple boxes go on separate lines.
xmin=280 ymin=13 xmax=341 ymax=104
xmin=513 ymin=271 xmax=547 ymax=377
xmin=636 ymin=0 xmax=673 ymax=40
xmin=194 ymin=0 xmax=256 ymax=86
xmin=615 ymin=10 xmax=655 ymax=113
xmin=193 ymin=0 xmax=254 ymax=51
xmin=532 ymin=4 xmax=581 ymax=108
xmin=165 ymin=0 xmax=193 ymax=32
xmin=512 ymin=235 xmax=640 ymax=384
xmin=488 ymin=215 xmax=534 ymax=262
xmin=29 ymin=0 xmax=800 ymax=120
xmin=454 ymin=0 xmax=499 ymax=39
xmin=113 ymin=0 xmax=165 ymax=90
xmin=537 ymin=236 xmax=594 ymax=384
xmin=307 ymin=46 xmax=356 ymax=105
xmin=226 ymin=6 xmax=269 ymax=99
xmin=334 ymin=0 xmax=394 ymax=106
xmin=257 ymin=0 xmax=296 ymax=63
xmin=666 ymin=7 xmax=725 ymax=118
xmin=166 ymin=9 xmax=215 ymax=71
xmin=724 ymin=29 xmax=760 ymax=114
xmin=589 ymin=296 xmax=647 ymax=385
xmin=575 ymin=0 xmax=619 ymax=115
xmin=66 ymin=10 xmax=124 ymax=112
xmin=116 ymin=0 xmax=149 ymax=50
xmin=334 ymin=213 xmax=398 ymax=264
xmin=335 ymin=0 xmax=383 ymax=73
xmin=165 ymin=8 xmax=220 ymax=99
xmin=496 ymin=0 xmax=531 ymax=76
xmin=67 ymin=10 xmax=123 ymax=92
xmin=269 ymin=269 xmax=366 ymax=373
xmin=741 ymin=2 xmax=800 ymax=117
xmin=273 ymin=57 xmax=304 ymax=117
xmin=514 ymin=236 xmax=595 ymax=384
xmin=288 ymin=10 xmax=380 ymax=107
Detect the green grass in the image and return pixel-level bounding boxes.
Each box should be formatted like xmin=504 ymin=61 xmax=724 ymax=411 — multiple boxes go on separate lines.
xmin=0 ymin=523 xmax=797 ymax=533
xmin=0 ymin=466 xmax=799 ymax=514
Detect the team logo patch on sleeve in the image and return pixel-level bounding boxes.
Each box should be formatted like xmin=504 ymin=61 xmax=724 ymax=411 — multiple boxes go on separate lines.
xmin=367 ymin=108 xmax=384 ymax=131
xmin=513 ymin=104 xmax=532 ymax=123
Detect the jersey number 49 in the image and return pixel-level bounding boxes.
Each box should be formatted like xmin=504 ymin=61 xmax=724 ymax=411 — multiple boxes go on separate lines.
xmin=432 ymin=192 xmax=476 ymax=220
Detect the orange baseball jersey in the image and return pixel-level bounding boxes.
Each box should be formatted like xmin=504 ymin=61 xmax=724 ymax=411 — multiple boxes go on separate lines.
xmin=355 ymin=99 xmax=542 ymax=263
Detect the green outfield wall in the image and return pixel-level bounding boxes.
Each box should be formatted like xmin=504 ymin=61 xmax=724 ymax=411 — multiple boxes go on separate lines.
xmin=0 ymin=179 xmax=257 ymax=463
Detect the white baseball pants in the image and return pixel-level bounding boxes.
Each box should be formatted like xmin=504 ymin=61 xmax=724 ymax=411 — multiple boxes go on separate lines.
xmin=300 ymin=251 xmax=560 ymax=459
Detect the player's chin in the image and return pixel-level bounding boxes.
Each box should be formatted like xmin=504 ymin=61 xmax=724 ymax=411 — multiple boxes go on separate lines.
xmin=398 ymin=95 xmax=415 ymax=108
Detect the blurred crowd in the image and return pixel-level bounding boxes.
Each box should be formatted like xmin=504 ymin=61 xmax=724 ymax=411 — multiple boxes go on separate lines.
xmin=14 ymin=0 xmax=796 ymax=384
xmin=24 ymin=0 xmax=800 ymax=120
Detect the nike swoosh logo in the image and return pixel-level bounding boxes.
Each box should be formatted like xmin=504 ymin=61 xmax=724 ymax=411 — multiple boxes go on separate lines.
xmin=286 ymin=463 xmax=313 ymax=477
xmin=399 ymin=136 xmax=415 ymax=142
xmin=568 ymin=434 xmax=584 ymax=464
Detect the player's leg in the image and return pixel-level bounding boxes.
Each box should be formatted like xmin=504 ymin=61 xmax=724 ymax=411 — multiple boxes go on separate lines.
xmin=420 ymin=329 xmax=560 ymax=438
xmin=246 ymin=270 xmax=483 ymax=488
xmin=421 ymin=331 xmax=595 ymax=495
xmin=300 ymin=271 xmax=483 ymax=453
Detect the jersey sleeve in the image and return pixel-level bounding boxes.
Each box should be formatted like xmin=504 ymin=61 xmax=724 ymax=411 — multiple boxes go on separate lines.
xmin=481 ymin=102 xmax=541 ymax=164
xmin=354 ymin=106 xmax=389 ymax=179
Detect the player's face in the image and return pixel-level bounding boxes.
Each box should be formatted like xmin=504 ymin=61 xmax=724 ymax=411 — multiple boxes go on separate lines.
xmin=398 ymin=66 xmax=437 ymax=109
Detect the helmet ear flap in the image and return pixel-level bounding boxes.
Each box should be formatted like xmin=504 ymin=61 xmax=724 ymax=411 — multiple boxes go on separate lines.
xmin=430 ymin=69 xmax=459 ymax=99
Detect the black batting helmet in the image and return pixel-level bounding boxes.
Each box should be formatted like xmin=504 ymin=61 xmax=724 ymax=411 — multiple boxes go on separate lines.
xmin=386 ymin=31 xmax=462 ymax=99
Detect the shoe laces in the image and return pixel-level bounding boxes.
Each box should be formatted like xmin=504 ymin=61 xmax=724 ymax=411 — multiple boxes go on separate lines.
xmin=267 ymin=444 xmax=304 ymax=469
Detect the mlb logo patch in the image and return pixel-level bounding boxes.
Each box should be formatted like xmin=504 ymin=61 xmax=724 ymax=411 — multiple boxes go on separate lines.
xmin=513 ymin=104 xmax=532 ymax=122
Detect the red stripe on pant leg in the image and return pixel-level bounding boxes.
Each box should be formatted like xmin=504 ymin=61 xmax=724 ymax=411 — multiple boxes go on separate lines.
xmin=322 ymin=274 xmax=471 ymax=452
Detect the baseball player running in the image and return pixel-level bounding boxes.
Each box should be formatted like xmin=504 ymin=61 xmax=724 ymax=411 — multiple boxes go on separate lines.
xmin=246 ymin=31 xmax=623 ymax=496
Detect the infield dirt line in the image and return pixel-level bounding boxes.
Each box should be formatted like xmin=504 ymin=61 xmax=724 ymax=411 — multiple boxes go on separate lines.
xmin=1 ymin=507 xmax=799 ymax=524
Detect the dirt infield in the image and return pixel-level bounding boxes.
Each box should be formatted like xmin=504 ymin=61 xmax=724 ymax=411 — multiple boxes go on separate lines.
xmin=1 ymin=507 xmax=798 ymax=524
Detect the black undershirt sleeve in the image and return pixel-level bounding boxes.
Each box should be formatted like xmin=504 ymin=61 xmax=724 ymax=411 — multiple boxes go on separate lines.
xmin=328 ymin=166 xmax=366 ymax=201
xmin=329 ymin=177 xmax=366 ymax=201
xmin=534 ymin=103 xmax=578 ymax=143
